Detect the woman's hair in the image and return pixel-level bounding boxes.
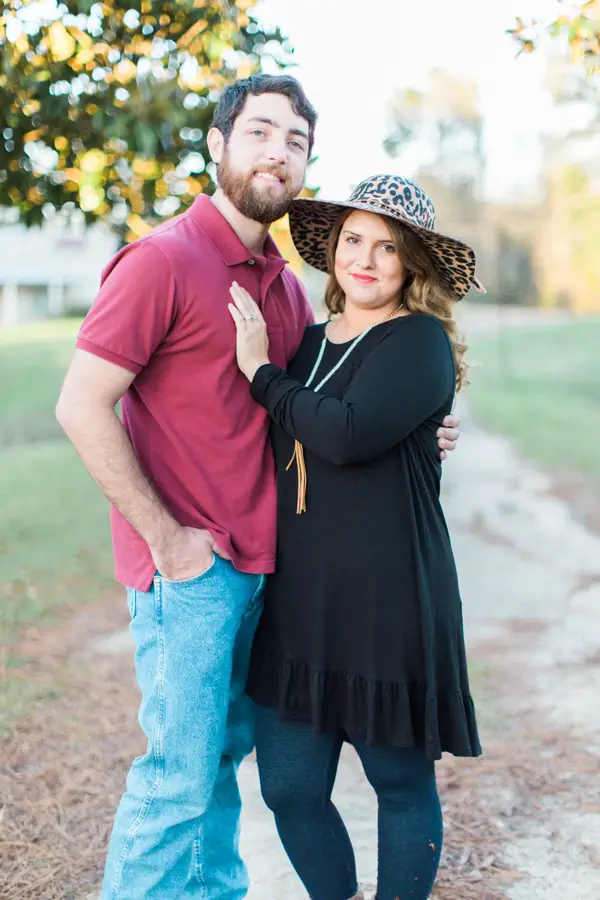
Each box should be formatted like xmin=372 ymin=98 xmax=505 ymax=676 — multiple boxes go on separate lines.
xmin=323 ymin=210 xmax=469 ymax=391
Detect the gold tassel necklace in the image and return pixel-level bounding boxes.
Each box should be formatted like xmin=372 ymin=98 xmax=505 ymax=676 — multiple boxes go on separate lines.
xmin=287 ymin=304 xmax=403 ymax=514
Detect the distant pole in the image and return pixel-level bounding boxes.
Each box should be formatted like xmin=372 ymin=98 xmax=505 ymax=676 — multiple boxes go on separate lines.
xmin=1 ymin=283 xmax=20 ymax=328
xmin=496 ymin=227 xmax=512 ymax=381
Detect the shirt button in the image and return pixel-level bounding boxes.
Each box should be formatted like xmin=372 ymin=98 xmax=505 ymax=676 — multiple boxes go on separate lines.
xmin=248 ymin=258 xmax=255 ymax=266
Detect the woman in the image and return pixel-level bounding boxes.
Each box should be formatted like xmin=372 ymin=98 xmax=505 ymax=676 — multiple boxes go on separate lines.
xmin=228 ymin=175 xmax=483 ymax=900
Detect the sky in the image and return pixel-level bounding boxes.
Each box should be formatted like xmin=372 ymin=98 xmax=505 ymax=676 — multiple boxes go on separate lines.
xmin=254 ymin=0 xmax=568 ymax=203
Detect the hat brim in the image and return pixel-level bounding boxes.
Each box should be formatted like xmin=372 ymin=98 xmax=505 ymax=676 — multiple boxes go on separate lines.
xmin=288 ymin=197 xmax=477 ymax=301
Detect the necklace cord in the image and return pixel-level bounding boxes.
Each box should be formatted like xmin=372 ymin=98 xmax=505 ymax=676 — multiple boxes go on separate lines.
xmin=287 ymin=304 xmax=402 ymax=514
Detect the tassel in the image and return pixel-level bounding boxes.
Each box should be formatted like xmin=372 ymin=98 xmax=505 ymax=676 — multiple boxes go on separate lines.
xmin=286 ymin=440 xmax=307 ymax=514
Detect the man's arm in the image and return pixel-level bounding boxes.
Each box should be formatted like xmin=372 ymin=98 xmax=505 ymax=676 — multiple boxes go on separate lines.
xmin=56 ymin=350 xmax=228 ymax=581
xmin=438 ymin=414 xmax=460 ymax=459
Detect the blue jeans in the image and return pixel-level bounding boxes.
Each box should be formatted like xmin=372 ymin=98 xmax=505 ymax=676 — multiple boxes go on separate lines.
xmin=102 ymin=556 xmax=265 ymax=900
xmin=255 ymin=706 xmax=443 ymax=900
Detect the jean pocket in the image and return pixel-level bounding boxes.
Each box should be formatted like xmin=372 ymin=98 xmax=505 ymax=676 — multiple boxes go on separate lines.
xmin=126 ymin=588 xmax=137 ymax=620
xmin=158 ymin=553 xmax=217 ymax=587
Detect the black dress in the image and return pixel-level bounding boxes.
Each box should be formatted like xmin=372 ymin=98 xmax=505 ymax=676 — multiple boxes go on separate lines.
xmin=247 ymin=314 xmax=481 ymax=760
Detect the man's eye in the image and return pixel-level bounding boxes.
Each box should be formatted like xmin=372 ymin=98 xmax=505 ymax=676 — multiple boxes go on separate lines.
xmin=289 ymin=140 xmax=304 ymax=150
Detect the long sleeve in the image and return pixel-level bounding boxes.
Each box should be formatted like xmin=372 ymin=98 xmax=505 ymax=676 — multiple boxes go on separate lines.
xmin=250 ymin=314 xmax=455 ymax=466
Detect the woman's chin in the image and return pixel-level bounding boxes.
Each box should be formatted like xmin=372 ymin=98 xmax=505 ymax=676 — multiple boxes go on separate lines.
xmin=343 ymin=292 xmax=385 ymax=310
xmin=340 ymin=284 xmax=374 ymax=304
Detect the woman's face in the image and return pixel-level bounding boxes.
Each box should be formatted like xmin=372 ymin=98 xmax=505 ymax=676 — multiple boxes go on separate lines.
xmin=334 ymin=210 xmax=406 ymax=311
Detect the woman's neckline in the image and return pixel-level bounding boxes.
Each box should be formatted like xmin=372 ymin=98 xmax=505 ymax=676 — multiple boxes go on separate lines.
xmin=323 ymin=312 xmax=415 ymax=347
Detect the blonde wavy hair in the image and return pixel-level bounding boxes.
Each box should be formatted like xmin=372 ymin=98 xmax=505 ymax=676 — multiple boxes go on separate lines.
xmin=323 ymin=210 xmax=469 ymax=391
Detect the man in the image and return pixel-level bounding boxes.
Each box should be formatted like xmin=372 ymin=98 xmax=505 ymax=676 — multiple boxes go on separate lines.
xmin=56 ymin=74 xmax=460 ymax=899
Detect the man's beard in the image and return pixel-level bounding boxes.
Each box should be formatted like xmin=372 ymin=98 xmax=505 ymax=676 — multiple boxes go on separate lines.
xmin=217 ymin=151 xmax=299 ymax=225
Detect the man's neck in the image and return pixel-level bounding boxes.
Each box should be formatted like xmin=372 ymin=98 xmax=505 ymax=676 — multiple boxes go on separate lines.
xmin=210 ymin=189 xmax=270 ymax=257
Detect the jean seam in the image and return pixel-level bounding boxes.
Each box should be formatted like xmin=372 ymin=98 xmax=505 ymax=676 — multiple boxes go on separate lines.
xmin=323 ymin=737 xmax=357 ymax=899
xmin=243 ymin=574 xmax=265 ymax=620
xmin=127 ymin=588 xmax=137 ymax=620
xmin=193 ymin=834 xmax=208 ymax=897
xmin=322 ymin=817 xmax=357 ymax=899
xmin=110 ymin=578 xmax=167 ymax=898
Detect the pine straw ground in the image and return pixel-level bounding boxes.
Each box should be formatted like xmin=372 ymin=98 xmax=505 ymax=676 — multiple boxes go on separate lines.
xmin=1 ymin=598 xmax=598 ymax=900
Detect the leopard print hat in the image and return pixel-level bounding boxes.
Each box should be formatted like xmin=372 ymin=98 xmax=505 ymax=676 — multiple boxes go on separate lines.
xmin=288 ymin=174 xmax=485 ymax=301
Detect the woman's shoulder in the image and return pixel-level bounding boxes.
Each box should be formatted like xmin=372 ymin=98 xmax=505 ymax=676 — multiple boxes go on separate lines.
xmin=305 ymin=320 xmax=327 ymax=337
xmin=386 ymin=313 xmax=452 ymax=352
xmin=286 ymin=321 xmax=326 ymax=376
xmin=373 ymin=315 xmax=455 ymax=387
xmin=392 ymin=312 xmax=447 ymax=333
xmin=298 ymin=321 xmax=327 ymax=349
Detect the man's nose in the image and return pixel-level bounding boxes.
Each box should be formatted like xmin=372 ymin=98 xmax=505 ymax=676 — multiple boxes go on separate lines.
xmin=265 ymin=137 xmax=288 ymax=165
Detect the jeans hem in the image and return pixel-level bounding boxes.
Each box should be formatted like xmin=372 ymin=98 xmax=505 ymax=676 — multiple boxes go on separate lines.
xmin=109 ymin=578 xmax=167 ymax=899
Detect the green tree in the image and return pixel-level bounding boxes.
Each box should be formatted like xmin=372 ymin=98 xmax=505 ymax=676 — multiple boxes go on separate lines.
xmin=0 ymin=0 xmax=289 ymax=240
xmin=510 ymin=1 xmax=600 ymax=71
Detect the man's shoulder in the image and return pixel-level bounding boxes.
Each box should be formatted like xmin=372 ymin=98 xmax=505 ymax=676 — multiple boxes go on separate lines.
xmin=280 ymin=264 xmax=304 ymax=287
xmin=280 ymin=265 xmax=310 ymax=302
xmin=139 ymin=207 xmax=209 ymax=260
xmin=103 ymin=211 xmax=196 ymax=267
xmin=280 ymin=267 xmax=315 ymax=325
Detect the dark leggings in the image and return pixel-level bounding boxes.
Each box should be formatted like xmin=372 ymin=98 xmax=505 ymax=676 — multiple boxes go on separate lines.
xmin=255 ymin=706 xmax=443 ymax=900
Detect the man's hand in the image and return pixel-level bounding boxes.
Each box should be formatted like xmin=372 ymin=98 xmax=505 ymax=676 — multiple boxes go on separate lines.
xmin=437 ymin=414 xmax=460 ymax=461
xmin=151 ymin=525 xmax=231 ymax=582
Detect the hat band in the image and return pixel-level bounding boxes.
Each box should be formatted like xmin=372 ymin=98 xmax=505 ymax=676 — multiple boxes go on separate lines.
xmin=347 ymin=196 xmax=433 ymax=231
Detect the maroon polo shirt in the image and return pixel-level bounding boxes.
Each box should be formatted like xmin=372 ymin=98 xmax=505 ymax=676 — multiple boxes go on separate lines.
xmin=77 ymin=194 xmax=314 ymax=590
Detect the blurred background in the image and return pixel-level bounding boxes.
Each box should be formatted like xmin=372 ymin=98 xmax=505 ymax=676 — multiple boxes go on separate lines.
xmin=1 ymin=2 xmax=599 ymax=898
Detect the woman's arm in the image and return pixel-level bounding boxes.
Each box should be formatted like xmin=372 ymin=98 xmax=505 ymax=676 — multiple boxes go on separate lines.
xmin=227 ymin=281 xmax=460 ymax=463
xmin=250 ymin=315 xmax=455 ymax=466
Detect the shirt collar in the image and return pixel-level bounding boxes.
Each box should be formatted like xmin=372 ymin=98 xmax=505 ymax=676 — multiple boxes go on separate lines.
xmin=188 ymin=194 xmax=288 ymax=268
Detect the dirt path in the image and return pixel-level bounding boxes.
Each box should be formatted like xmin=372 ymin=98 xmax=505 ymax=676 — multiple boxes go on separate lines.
xmin=440 ymin=405 xmax=600 ymax=899
xmin=1 ymin=409 xmax=599 ymax=899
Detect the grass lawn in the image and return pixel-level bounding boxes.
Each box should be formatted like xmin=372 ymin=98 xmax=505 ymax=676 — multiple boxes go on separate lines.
xmin=0 ymin=440 xmax=114 ymax=643
xmin=0 ymin=319 xmax=114 ymax=724
xmin=1 ymin=314 xmax=598 ymax=726
xmin=467 ymin=319 xmax=600 ymax=483
xmin=0 ymin=318 xmax=85 ymax=446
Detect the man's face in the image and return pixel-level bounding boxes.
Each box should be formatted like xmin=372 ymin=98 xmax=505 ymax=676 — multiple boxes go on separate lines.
xmin=213 ymin=93 xmax=310 ymax=224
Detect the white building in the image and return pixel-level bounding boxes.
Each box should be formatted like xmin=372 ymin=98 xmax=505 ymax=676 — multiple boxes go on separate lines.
xmin=0 ymin=220 xmax=118 ymax=328
xmin=0 ymin=215 xmax=329 ymax=329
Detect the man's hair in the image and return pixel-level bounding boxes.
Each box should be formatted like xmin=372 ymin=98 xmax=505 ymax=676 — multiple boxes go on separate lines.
xmin=211 ymin=74 xmax=317 ymax=156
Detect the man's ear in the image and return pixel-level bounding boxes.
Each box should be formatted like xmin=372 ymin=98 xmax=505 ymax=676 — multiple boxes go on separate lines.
xmin=207 ymin=127 xmax=225 ymax=164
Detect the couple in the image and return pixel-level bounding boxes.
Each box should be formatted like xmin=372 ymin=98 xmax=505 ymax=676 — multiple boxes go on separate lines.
xmin=57 ymin=74 xmax=482 ymax=900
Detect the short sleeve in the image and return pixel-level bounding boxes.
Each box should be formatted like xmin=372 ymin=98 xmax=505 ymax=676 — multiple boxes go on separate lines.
xmin=77 ymin=240 xmax=178 ymax=374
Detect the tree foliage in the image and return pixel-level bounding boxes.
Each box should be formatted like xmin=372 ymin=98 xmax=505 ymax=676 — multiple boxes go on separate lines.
xmin=509 ymin=1 xmax=600 ymax=71
xmin=383 ymin=70 xmax=484 ymax=197
xmin=0 ymin=0 xmax=289 ymax=239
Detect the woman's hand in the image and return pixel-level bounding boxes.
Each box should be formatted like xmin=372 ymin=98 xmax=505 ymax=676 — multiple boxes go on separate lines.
xmin=228 ymin=281 xmax=270 ymax=382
